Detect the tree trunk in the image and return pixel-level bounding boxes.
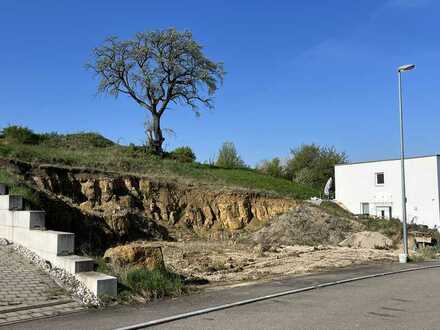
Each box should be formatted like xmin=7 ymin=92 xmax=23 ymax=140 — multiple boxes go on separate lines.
xmin=148 ymin=113 xmax=165 ymax=155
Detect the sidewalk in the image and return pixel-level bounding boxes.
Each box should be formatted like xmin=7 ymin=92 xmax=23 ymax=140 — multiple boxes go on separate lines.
xmin=6 ymin=260 xmax=440 ymax=329
xmin=0 ymin=245 xmax=84 ymax=327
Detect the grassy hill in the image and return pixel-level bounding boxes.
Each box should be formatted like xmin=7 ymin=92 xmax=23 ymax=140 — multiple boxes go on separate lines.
xmin=0 ymin=129 xmax=318 ymax=200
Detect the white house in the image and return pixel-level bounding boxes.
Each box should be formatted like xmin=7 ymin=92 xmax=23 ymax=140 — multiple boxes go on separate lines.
xmin=335 ymin=155 xmax=440 ymax=229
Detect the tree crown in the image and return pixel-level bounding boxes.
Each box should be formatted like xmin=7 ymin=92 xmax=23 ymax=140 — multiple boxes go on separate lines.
xmin=87 ymin=28 xmax=224 ymax=116
xmin=215 ymin=142 xmax=246 ymax=169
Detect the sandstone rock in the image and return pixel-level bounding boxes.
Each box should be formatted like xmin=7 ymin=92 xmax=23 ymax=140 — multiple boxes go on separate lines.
xmin=98 ymin=179 xmax=114 ymax=203
xmin=339 ymin=231 xmax=393 ymax=250
xmin=81 ymin=180 xmax=98 ymax=204
xmin=7 ymin=161 xmax=299 ymax=247
xmin=104 ymin=243 xmax=164 ymax=270
xmin=103 ymin=211 xmax=169 ymax=242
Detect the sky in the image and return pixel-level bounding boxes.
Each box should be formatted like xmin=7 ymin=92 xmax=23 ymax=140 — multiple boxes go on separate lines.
xmin=0 ymin=0 xmax=439 ymax=165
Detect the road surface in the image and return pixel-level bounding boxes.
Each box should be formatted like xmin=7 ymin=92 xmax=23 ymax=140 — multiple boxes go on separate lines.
xmin=6 ymin=262 xmax=440 ymax=329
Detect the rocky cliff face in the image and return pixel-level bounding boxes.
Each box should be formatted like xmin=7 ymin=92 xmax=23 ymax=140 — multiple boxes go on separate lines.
xmin=3 ymin=160 xmax=298 ymax=252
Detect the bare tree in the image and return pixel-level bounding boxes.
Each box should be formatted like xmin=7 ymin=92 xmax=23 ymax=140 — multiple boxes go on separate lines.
xmin=87 ymin=28 xmax=224 ymax=154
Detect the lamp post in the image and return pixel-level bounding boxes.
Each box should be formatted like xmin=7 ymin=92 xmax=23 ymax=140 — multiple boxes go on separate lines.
xmin=397 ymin=64 xmax=415 ymax=263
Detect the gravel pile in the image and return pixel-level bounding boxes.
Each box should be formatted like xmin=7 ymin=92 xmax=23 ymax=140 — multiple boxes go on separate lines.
xmin=252 ymin=203 xmax=363 ymax=249
xmin=10 ymin=243 xmax=101 ymax=307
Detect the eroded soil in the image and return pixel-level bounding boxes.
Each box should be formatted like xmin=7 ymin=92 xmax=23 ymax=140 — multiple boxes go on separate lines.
xmin=142 ymin=241 xmax=398 ymax=285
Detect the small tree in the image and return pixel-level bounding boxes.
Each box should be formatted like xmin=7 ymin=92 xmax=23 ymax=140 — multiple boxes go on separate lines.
xmin=257 ymin=158 xmax=284 ymax=178
xmin=87 ymin=28 xmax=224 ymax=155
xmin=285 ymin=144 xmax=347 ymax=190
xmin=215 ymin=142 xmax=245 ymax=169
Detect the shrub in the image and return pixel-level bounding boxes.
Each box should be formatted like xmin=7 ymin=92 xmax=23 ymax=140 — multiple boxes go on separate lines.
xmin=257 ymin=157 xmax=285 ymax=178
xmin=1 ymin=125 xmax=40 ymax=145
xmin=170 ymin=146 xmax=196 ymax=163
xmin=215 ymin=141 xmax=246 ymax=169
xmin=285 ymin=144 xmax=347 ymax=191
xmin=410 ymin=246 xmax=439 ymax=262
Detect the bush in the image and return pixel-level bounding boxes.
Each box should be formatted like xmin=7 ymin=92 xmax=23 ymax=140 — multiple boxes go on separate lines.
xmin=124 ymin=267 xmax=184 ymax=300
xmin=1 ymin=125 xmax=40 ymax=145
xmin=170 ymin=146 xmax=196 ymax=163
xmin=256 ymin=158 xmax=284 ymax=178
xmin=215 ymin=141 xmax=246 ymax=169
xmin=285 ymin=144 xmax=347 ymax=191
xmin=410 ymin=246 xmax=439 ymax=262
xmin=0 ymin=169 xmax=41 ymax=208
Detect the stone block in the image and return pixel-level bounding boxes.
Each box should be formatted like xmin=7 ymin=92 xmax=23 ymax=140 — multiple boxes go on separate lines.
xmin=0 ymin=195 xmax=23 ymax=210
xmin=0 ymin=210 xmax=45 ymax=229
xmin=54 ymin=255 xmax=95 ymax=273
xmin=10 ymin=228 xmax=74 ymax=256
xmin=76 ymin=272 xmax=117 ymax=297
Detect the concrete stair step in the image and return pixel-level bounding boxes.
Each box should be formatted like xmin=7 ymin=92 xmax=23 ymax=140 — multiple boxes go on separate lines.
xmin=76 ymin=271 xmax=117 ymax=297
xmin=4 ymin=228 xmax=75 ymax=257
xmin=0 ymin=195 xmax=23 ymax=210
xmin=54 ymin=255 xmax=95 ymax=274
xmin=0 ymin=210 xmax=45 ymax=229
xmin=0 ymin=183 xmax=118 ymax=298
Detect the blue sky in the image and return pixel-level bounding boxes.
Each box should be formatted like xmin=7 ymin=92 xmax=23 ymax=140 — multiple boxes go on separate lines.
xmin=0 ymin=0 xmax=439 ymax=165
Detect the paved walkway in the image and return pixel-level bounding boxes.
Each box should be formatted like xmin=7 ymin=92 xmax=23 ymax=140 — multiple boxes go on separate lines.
xmin=0 ymin=245 xmax=84 ymax=327
xmin=7 ymin=261 xmax=440 ymax=330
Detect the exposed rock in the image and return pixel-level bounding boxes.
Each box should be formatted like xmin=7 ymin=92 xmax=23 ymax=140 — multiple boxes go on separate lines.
xmin=4 ymin=160 xmax=297 ymax=246
xmin=104 ymin=243 xmax=164 ymax=270
xmin=339 ymin=231 xmax=393 ymax=250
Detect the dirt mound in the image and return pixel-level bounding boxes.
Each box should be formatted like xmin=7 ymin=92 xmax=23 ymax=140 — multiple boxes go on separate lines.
xmin=252 ymin=203 xmax=363 ymax=249
xmin=339 ymin=231 xmax=393 ymax=250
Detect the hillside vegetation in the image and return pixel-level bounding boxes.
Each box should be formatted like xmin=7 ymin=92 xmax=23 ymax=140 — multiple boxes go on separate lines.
xmin=0 ymin=128 xmax=317 ymax=200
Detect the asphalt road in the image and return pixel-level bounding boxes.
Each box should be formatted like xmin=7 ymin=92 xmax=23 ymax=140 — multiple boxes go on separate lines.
xmin=7 ymin=262 xmax=440 ymax=330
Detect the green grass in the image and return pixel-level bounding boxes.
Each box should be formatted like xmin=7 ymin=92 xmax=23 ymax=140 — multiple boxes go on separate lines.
xmin=95 ymin=258 xmax=184 ymax=302
xmin=410 ymin=246 xmax=440 ymax=262
xmin=0 ymin=167 xmax=40 ymax=207
xmin=361 ymin=217 xmax=403 ymax=239
xmin=0 ymin=134 xmax=318 ymax=200
xmin=320 ymin=201 xmax=354 ymax=219
xmin=123 ymin=267 xmax=184 ymax=299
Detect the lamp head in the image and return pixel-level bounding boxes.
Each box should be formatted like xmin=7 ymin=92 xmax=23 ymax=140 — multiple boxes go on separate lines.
xmin=398 ymin=64 xmax=416 ymax=72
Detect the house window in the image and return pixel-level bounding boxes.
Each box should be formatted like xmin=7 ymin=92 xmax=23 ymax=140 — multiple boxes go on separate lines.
xmin=375 ymin=172 xmax=385 ymax=185
xmin=361 ymin=203 xmax=370 ymax=215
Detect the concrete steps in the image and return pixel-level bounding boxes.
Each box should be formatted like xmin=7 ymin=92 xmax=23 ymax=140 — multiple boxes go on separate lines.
xmin=0 ymin=183 xmax=117 ymax=297
xmin=0 ymin=195 xmax=24 ymax=210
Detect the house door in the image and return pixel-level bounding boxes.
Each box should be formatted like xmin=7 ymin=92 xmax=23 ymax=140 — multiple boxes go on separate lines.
xmin=376 ymin=206 xmax=392 ymax=220
xmin=361 ymin=203 xmax=370 ymax=215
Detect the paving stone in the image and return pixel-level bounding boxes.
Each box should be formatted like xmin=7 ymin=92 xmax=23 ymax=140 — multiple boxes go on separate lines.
xmin=0 ymin=245 xmax=85 ymax=326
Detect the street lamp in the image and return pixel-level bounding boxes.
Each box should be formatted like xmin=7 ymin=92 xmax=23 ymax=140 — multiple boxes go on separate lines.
xmin=397 ymin=63 xmax=415 ymax=263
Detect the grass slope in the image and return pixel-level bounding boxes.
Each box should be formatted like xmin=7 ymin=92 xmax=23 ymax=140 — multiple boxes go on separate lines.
xmin=0 ymin=132 xmax=318 ymax=200
xmin=0 ymin=167 xmax=40 ymax=206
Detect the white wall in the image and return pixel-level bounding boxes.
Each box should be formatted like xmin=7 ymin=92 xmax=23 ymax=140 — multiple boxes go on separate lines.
xmin=335 ymin=156 xmax=440 ymax=229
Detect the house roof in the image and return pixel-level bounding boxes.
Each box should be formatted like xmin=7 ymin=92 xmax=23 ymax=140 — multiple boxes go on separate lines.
xmin=335 ymin=154 xmax=440 ymax=167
